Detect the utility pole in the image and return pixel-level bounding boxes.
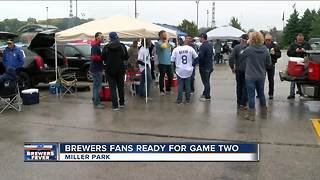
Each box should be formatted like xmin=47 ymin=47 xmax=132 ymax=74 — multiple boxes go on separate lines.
xmin=46 ymin=7 xmax=48 ymax=27
xmin=207 ymin=10 xmax=209 ymax=28
xmin=196 ymin=0 xmax=199 ymax=29
xmin=135 ymin=0 xmax=137 ymax=18
xmin=76 ymin=0 xmax=78 ymax=19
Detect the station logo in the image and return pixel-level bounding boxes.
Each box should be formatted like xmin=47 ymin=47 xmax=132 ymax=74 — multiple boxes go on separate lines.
xmin=24 ymin=143 xmax=58 ymax=161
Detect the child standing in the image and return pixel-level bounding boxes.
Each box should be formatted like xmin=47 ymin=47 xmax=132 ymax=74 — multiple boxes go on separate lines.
xmin=171 ymin=37 xmax=198 ymax=104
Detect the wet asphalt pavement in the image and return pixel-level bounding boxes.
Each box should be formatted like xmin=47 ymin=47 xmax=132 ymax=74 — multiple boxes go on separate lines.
xmin=0 ymin=51 xmax=319 ymax=180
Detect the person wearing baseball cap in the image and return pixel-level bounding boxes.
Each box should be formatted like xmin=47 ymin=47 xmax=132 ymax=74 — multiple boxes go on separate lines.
xmin=102 ymin=32 xmax=129 ymax=110
xmin=2 ymin=39 xmax=24 ymax=70
xmin=229 ymin=33 xmax=249 ymax=113
xmin=195 ymin=33 xmax=214 ymax=101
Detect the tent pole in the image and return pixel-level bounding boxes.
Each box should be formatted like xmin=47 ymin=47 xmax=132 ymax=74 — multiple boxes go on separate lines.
xmin=144 ymin=37 xmax=147 ymax=103
xmin=55 ymin=39 xmax=58 ymax=98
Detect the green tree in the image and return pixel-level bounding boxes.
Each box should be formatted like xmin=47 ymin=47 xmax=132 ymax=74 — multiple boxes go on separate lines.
xmin=282 ymin=9 xmax=300 ymax=46
xmin=229 ymin=17 xmax=243 ymax=31
xmin=310 ymin=8 xmax=320 ymax=37
xmin=299 ymin=9 xmax=315 ymax=41
xmin=177 ymin=19 xmax=198 ymax=37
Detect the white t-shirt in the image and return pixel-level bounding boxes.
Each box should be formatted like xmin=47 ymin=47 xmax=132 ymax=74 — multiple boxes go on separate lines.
xmin=137 ymin=47 xmax=151 ymax=72
xmin=171 ymin=45 xmax=198 ymax=78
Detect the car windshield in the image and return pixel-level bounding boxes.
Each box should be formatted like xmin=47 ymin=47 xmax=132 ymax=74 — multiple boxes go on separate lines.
xmin=74 ymin=44 xmax=91 ymax=57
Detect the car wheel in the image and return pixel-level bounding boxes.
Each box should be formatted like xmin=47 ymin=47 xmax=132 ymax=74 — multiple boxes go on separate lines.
xmin=17 ymin=71 xmax=32 ymax=89
xmin=85 ymin=67 xmax=93 ymax=82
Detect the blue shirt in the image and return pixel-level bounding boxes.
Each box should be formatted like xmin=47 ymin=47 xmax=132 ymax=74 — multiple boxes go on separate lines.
xmin=156 ymin=40 xmax=172 ymax=65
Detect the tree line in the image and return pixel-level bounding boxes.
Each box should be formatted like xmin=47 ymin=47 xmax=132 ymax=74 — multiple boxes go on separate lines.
xmin=0 ymin=17 xmax=93 ymax=34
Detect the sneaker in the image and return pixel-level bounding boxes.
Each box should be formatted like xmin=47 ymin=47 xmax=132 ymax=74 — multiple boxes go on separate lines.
xmin=175 ymin=100 xmax=183 ymax=105
xmin=159 ymin=92 xmax=166 ymax=96
xmin=269 ymin=95 xmax=273 ymax=100
xmin=94 ymin=104 xmax=105 ymax=109
xmin=119 ymin=104 xmax=125 ymax=108
xmin=166 ymin=91 xmax=173 ymax=95
xmin=287 ymin=95 xmax=295 ymax=99
xmin=185 ymin=100 xmax=190 ymax=104
xmin=112 ymin=107 xmax=120 ymax=111
xmin=199 ymin=95 xmax=211 ymax=102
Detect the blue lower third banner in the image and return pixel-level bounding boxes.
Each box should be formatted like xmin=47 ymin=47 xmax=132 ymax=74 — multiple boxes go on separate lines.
xmin=24 ymin=143 xmax=259 ymax=162
xmin=60 ymin=143 xmax=259 ymax=162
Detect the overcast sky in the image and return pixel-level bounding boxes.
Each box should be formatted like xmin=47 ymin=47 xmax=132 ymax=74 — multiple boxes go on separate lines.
xmin=0 ymin=1 xmax=319 ymax=31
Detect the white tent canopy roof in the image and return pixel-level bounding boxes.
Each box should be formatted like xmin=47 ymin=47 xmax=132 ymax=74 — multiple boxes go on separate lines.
xmin=207 ymin=26 xmax=245 ymax=41
xmin=56 ymin=16 xmax=177 ymax=41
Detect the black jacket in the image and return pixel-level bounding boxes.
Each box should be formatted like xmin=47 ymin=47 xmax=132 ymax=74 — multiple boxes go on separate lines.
xmin=229 ymin=43 xmax=248 ymax=72
xmin=287 ymin=41 xmax=312 ymax=58
xmin=265 ymin=42 xmax=281 ymax=66
xmin=102 ymin=41 xmax=129 ymax=76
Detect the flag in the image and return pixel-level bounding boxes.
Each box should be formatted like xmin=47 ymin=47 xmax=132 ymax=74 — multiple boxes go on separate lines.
xmin=282 ymin=12 xmax=284 ymax=21
xmin=292 ymin=3 xmax=296 ymax=9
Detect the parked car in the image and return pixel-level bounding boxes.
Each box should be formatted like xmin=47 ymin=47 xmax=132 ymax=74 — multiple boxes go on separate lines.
xmin=58 ymin=43 xmax=92 ymax=81
xmin=0 ymin=31 xmax=68 ymax=88
xmin=309 ymin=38 xmax=320 ymax=50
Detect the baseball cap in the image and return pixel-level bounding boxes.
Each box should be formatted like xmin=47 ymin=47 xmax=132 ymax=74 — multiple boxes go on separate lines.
xmin=109 ymin=32 xmax=118 ymax=41
xmin=7 ymin=39 xmax=13 ymax=44
xmin=240 ymin=34 xmax=249 ymax=40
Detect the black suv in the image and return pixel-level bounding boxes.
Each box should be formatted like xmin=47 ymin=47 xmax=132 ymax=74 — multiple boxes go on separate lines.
xmin=58 ymin=43 xmax=92 ymax=81
xmin=0 ymin=31 xmax=67 ymax=88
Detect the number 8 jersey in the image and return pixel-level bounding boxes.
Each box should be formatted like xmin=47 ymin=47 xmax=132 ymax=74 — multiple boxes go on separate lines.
xmin=171 ymin=45 xmax=198 ymax=78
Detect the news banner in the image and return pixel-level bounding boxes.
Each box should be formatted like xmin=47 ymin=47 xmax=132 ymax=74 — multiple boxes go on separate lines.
xmin=24 ymin=143 xmax=259 ymax=162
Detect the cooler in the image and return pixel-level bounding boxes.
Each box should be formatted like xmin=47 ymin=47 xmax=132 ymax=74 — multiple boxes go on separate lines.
xmin=21 ymin=89 xmax=39 ymax=105
xmin=308 ymin=61 xmax=320 ymax=80
xmin=99 ymin=85 xmax=111 ymax=101
xmin=288 ymin=57 xmax=305 ymax=77
xmin=165 ymin=76 xmax=178 ymax=87
xmin=49 ymin=81 xmax=60 ymax=94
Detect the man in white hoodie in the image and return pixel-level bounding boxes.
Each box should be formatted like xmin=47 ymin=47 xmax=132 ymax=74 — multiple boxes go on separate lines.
xmin=171 ymin=37 xmax=198 ymax=104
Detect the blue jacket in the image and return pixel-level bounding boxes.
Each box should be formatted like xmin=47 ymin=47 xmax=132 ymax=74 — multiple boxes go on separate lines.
xmin=2 ymin=46 xmax=24 ymax=69
xmin=196 ymin=41 xmax=214 ymax=70
xmin=90 ymin=40 xmax=103 ymax=73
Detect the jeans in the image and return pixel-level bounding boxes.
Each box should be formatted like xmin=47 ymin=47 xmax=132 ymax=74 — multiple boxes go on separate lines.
xmin=139 ymin=66 xmax=152 ymax=97
xmin=266 ymin=67 xmax=275 ymax=96
xmin=107 ymin=74 xmax=125 ymax=108
xmin=290 ymin=82 xmax=296 ymax=96
xmin=246 ymin=79 xmax=266 ymax=109
xmin=235 ymin=70 xmax=247 ymax=107
xmin=158 ymin=64 xmax=173 ymax=92
xmin=190 ymin=68 xmax=195 ymax=92
xmin=183 ymin=68 xmax=195 ymax=92
xmin=199 ymin=67 xmax=213 ymax=99
xmin=177 ymin=75 xmax=191 ymax=102
xmin=92 ymin=71 xmax=103 ymax=106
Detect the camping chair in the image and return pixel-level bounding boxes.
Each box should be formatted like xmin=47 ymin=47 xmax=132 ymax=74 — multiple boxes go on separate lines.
xmin=57 ymin=68 xmax=78 ymax=98
xmin=0 ymin=78 xmax=22 ymax=113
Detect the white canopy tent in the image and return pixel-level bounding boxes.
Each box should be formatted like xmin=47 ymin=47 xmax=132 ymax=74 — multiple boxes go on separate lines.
xmin=207 ymin=26 xmax=245 ymax=41
xmin=55 ymin=16 xmax=177 ymax=103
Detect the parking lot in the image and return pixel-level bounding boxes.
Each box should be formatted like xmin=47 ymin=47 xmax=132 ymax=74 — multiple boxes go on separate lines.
xmin=0 ymin=51 xmax=319 ymax=180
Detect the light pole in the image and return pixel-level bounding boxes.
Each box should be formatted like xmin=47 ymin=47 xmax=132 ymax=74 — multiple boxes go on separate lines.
xmin=196 ymin=0 xmax=199 ymax=29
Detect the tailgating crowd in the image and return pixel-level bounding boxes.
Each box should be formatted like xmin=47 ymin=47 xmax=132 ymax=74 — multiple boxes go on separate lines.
xmin=0 ymin=29 xmax=312 ymax=120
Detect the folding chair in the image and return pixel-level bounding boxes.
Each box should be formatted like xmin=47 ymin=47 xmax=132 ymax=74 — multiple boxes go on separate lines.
xmin=0 ymin=79 xmax=22 ymax=114
xmin=57 ymin=68 xmax=78 ymax=98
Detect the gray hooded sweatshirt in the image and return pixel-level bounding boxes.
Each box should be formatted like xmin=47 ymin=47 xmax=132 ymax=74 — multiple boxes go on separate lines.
xmin=243 ymin=45 xmax=272 ymax=80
